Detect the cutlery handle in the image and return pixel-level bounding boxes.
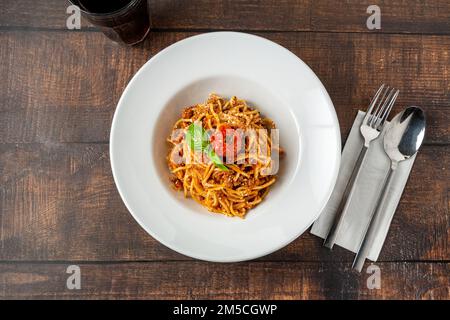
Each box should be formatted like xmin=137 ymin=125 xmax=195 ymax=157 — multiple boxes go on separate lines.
xmin=323 ymin=145 xmax=368 ymax=249
xmin=352 ymin=164 xmax=396 ymax=272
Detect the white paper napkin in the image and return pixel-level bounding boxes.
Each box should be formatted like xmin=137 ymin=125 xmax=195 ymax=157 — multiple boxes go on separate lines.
xmin=311 ymin=111 xmax=416 ymax=261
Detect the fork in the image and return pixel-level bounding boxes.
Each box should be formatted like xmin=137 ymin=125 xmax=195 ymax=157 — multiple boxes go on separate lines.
xmin=323 ymin=84 xmax=399 ymax=249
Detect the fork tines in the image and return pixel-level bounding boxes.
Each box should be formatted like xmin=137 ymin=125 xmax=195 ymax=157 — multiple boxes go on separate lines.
xmin=367 ymin=84 xmax=400 ymax=129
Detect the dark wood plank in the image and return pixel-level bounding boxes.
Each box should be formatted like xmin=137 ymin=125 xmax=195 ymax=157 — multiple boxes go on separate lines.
xmin=311 ymin=0 xmax=450 ymax=34
xmin=0 ymin=143 xmax=447 ymax=262
xmin=2 ymin=0 xmax=450 ymax=34
xmin=0 ymin=0 xmax=311 ymax=30
xmin=0 ymin=261 xmax=448 ymax=299
xmin=149 ymin=0 xmax=311 ymax=31
xmin=1 ymin=0 xmax=72 ymax=29
xmin=1 ymin=31 xmax=449 ymax=144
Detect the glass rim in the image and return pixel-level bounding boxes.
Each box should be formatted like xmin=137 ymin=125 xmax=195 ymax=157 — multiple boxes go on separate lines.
xmin=68 ymin=0 xmax=142 ymax=17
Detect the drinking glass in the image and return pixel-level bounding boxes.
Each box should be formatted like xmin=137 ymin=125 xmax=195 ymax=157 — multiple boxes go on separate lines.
xmin=68 ymin=0 xmax=151 ymax=45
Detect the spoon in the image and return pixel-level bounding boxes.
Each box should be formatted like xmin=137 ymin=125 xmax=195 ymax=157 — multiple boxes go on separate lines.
xmin=352 ymin=106 xmax=426 ymax=272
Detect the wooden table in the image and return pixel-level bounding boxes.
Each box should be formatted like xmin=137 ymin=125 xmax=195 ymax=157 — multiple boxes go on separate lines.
xmin=0 ymin=0 xmax=448 ymax=300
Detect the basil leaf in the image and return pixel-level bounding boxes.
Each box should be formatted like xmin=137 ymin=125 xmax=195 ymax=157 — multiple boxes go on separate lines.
xmin=186 ymin=122 xmax=204 ymax=152
xmin=185 ymin=123 xmax=228 ymax=171
xmin=206 ymin=146 xmax=229 ymax=171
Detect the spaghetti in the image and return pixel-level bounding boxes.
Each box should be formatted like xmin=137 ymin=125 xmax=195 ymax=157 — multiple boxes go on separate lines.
xmin=166 ymin=94 xmax=282 ymax=217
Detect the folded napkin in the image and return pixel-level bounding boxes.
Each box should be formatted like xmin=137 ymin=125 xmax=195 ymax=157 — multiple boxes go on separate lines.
xmin=311 ymin=111 xmax=416 ymax=261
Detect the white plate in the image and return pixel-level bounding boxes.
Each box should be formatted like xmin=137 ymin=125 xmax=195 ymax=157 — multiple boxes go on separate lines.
xmin=110 ymin=32 xmax=341 ymax=262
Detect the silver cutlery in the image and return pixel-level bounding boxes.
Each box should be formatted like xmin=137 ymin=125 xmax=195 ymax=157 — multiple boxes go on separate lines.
xmin=352 ymin=106 xmax=426 ymax=272
xmin=323 ymin=84 xmax=400 ymax=249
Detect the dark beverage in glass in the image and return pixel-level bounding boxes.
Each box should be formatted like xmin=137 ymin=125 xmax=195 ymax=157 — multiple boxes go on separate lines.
xmin=69 ymin=0 xmax=150 ymax=45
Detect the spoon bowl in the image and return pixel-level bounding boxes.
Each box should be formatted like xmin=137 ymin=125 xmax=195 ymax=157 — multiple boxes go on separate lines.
xmin=384 ymin=106 xmax=426 ymax=165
